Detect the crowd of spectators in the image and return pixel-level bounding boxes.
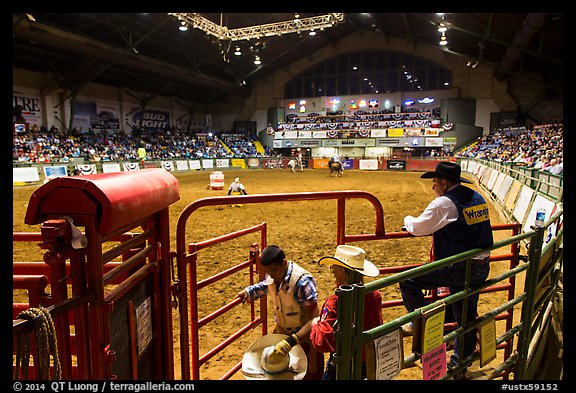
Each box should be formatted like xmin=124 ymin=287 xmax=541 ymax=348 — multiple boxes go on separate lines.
xmin=13 ymin=121 xmax=563 ymax=176
xmin=455 ymin=123 xmax=563 ymax=175
xmin=278 ymin=106 xmax=442 ymax=134
xmin=13 ymin=125 xmax=267 ymax=163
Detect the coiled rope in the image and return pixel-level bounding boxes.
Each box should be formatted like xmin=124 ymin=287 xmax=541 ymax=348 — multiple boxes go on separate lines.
xmin=14 ymin=307 xmax=61 ymax=380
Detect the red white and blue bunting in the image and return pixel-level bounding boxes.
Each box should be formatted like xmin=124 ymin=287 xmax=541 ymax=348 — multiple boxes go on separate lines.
xmin=327 ymin=129 xmax=339 ymax=138
xmin=75 ymin=164 xmax=96 ymax=175
xmin=123 ymin=162 xmax=140 ymax=171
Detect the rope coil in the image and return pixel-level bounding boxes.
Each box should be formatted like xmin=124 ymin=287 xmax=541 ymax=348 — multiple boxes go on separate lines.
xmin=14 ymin=307 xmax=61 ymax=380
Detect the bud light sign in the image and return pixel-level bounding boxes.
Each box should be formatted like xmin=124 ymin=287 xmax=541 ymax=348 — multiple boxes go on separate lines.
xmin=132 ymin=110 xmax=170 ymax=131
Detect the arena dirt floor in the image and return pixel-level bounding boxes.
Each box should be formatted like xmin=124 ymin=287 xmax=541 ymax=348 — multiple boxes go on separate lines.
xmin=13 ymin=166 xmax=524 ymax=381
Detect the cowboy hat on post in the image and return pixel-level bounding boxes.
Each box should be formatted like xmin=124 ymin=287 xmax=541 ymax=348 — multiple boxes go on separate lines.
xmin=419 ymin=161 xmax=472 ymax=184
xmin=241 ymin=334 xmax=308 ymax=380
xmin=318 ymin=245 xmax=380 ymax=277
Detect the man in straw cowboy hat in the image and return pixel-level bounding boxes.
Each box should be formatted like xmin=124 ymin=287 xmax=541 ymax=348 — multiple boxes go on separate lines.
xmin=310 ymin=245 xmax=382 ymax=379
xmin=237 ymin=245 xmax=324 ymax=379
xmin=400 ymin=161 xmax=493 ymax=375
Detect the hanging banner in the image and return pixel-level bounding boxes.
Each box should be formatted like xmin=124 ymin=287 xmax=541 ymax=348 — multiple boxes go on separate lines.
xmin=73 ymin=100 xmax=120 ymax=132
xmin=131 ymin=109 xmax=170 ymax=132
xmin=13 ymin=94 xmax=42 ymax=127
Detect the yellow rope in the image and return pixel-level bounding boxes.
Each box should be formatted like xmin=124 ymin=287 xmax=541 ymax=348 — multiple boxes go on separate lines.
xmin=14 ymin=307 xmax=61 ymax=380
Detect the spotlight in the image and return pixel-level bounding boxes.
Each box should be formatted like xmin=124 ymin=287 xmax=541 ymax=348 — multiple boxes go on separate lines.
xmin=439 ymin=34 xmax=448 ymax=46
xmin=254 ymin=55 xmax=261 ymax=65
xmin=234 ymin=47 xmax=242 ymax=56
xmin=179 ymin=21 xmax=188 ymax=31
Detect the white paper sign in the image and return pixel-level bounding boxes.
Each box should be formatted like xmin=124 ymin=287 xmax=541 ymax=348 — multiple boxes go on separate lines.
xmin=136 ymin=297 xmax=153 ymax=356
xmin=373 ymin=329 xmax=402 ymax=380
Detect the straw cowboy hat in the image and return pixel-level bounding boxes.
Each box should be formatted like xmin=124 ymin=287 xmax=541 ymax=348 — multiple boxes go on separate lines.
xmin=420 ymin=161 xmax=472 ymax=184
xmin=318 ymin=245 xmax=380 ymax=277
xmin=241 ymin=334 xmax=308 ymax=380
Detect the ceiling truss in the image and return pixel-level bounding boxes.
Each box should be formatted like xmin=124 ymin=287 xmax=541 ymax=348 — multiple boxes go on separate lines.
xmin=168 ymin=13 xmax=346 ymax=41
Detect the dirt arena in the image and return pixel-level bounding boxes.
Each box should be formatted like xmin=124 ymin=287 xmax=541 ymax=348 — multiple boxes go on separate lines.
xmin=13 ymin=166 xmax=520 ymax=380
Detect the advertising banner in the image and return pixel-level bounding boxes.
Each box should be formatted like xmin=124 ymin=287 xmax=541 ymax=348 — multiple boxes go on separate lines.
xmin=387 ymin=160 xmax=406 ymax=171
xmin=131 ymin=109 xmax=170 ymax=132
xmin=73 ymin=100 xmax=120 ymax=132
xmin=13 ymin=94 xmax=42 ymax=127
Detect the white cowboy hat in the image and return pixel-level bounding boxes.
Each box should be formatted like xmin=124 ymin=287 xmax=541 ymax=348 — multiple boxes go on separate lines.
xmin=318 ymin=245 xmax=380 ymax=277
xmin=241 ymin=334 xmax=308 ymax=380
xmin=235 ymin=177 xmax=240 ymax=183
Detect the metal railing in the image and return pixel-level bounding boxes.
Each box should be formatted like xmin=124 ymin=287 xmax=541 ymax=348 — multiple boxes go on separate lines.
xmin=334 ymin=206 xmax=563 ymax=380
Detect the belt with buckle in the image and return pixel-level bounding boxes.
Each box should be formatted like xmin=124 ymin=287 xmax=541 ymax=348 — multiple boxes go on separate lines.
xmin=470 ymin=257 xmax=490 ymax=266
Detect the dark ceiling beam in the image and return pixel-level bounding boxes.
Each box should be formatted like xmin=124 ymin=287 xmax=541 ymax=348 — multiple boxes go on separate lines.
xmin=493 ymin=13 xmax=549 ymax=81
xmin=401 ymin=13 xmax=417 ymax=50
xmin=13 ymin=16 xmax=251 ymax=98
xmin=412 ymin=13 xmax=561 ymax=66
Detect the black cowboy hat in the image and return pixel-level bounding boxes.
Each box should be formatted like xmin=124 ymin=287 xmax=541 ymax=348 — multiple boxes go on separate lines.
xmin=420 ymin=161 xmax=473 ymax=184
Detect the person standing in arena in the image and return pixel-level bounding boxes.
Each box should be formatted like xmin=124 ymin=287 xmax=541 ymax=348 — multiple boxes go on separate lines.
xmin=399 ymin=161 xmax=493 ymax=375
xmin=137 ymin=144 xmax=147 ymax=167
xmin=296 ymin=152 xmax=304 ymax=171
xmin=310 ymin=245 xmax=382 ymax=380
xmin=237 ymin=245 xmax=324 ymax=379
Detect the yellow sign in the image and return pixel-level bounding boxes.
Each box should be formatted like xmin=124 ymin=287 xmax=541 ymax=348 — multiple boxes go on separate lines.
xmin=231 ymin=158 xmax=247 ymax=168
xmin=479 ymin=318 xmax=497 ymax=367
xmin=387 ymin=128 xmax=404 ymax=137
xmin=421 ymin=305 xmax=446 ymax=354
xmin=462 ymin=203 xmax=490 ymax=225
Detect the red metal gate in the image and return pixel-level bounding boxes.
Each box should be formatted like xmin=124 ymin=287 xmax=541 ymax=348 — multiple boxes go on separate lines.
xmin=13 ymin=169 xmax=179 ymax=380
xmin=14 ymin=179 xmax=523 ymax=381
xmin=173 ymin=190 xmax=386 ymax=379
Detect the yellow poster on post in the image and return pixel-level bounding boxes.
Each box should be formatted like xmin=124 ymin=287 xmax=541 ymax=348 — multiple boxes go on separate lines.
xmin=421 ymin=304 xmax=446 ymax=354
xmin=479 ymin=318 xmax=497 ymax=367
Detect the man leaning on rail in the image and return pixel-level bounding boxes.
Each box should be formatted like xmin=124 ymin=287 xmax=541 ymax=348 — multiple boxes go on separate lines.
xmin=399 ymin=161 xmax=494 ymax=377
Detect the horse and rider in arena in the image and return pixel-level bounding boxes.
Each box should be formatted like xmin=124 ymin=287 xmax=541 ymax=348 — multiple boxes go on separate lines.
xmin=328 ymin=156 xmax=344 ymax=177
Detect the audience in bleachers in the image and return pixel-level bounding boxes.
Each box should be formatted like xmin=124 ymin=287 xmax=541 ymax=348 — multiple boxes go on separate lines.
xmin=278 ymin=107 xmax=442 ymax=135
xmin=455 ymin=123 xmax=563 ymax=175
xmin=13 ymin=126 xmax=267 ymax=163
xmin=13 ymin=120 xmax=562 ymax=177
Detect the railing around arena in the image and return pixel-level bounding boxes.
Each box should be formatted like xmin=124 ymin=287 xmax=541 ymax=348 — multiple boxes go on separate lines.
xmin=465 ymin=159 xmax=563 ymax=203
xmin=333 ymin=201 xmax=563 ymax=379
xmin=13 ymin=159 xmax=563 ymax=381
xmin=174 ymin=191 xmax=386 ymax=380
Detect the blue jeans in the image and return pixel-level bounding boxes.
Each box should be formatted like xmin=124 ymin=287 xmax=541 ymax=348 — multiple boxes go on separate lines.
xmin=399 ymin=259 xmax=490 ymax=366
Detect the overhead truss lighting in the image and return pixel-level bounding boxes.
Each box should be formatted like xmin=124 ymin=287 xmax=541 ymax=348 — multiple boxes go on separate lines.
xmin=168 ymin=13 xmax=345 ymax=41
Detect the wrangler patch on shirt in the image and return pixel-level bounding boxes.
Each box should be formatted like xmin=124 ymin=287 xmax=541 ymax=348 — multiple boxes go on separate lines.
xmin=462 ymin=203 xmax=490 ymax=224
